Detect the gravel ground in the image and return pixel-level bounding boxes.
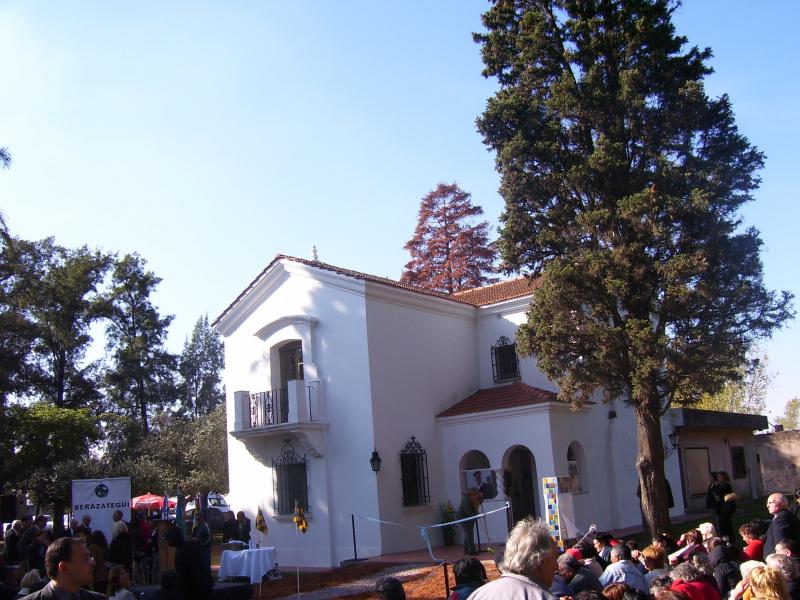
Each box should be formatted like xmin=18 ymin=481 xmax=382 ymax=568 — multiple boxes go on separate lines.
xmin=277 ymin=563 xmax=432 ymax=600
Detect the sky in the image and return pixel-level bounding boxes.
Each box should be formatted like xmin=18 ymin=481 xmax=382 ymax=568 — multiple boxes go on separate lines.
xmin=1 ymin=1 xmax=798 ymax=420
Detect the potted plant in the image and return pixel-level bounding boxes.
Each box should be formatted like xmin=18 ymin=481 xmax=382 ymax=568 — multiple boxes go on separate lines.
xmin=440 ymin=500 xmax=457 ymax=546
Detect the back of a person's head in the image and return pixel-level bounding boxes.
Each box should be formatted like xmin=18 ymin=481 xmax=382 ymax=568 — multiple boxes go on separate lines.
xmin=45 ymin=538 xmax=80 ymax=580
xmin=452 ymin=558 xmax=486 ymax=585
xmin=610 ymin=543 xmax=631 ymax=562
xmin=20 ymin=569 xmax=42 ymax=588
xmin=741 ymin=560 xmax=766 ymax=580
xmin=574 ymin=590 xmax=604 ymax=600
xmin=88 ymin=530 xmax=108 ymax=548
xmin=622 ymin=588 xmax=649 ymax=600
xmin=499 ymin=517 xmax=553 ymax=577
xmin=691 ymin=552 xmax=713 ymax=575
xmin=672 ymin=562 xmax=701 ymax=583
xmin=603 ymin=582 xmax=630 ymax=600
xmin=642 ymin=545 xmax=666 ymax=569
xmin=650 ymin=574 xmax=674 ymax=597
xmin=160 ymin=569 xmax=179 ymax=592
xmin=376 ymin=576 xmax=406 ymax=600
xmin=656 ymin=590 xmax=690 ymax=600
xmin=164 ymin=525 xmax=184 ymax=548
xmin=765 ymin=553 xmax=797 ymax=582
xmin=750 ymin=565 xmax=790 ymax=600
xmin=595 ymin=533 xmax=612 ymax=546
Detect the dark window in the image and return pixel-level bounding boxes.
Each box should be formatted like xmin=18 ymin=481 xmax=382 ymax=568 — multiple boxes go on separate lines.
xmin=491 ymin=336 xmax=520 ymax=383
xmin=400 ymin=436 xmax=430 ymax=506
xmin=272 ymin=440 xmax=308 ymax=515
xmin=730 ymin=446 xmax=747 ymax=479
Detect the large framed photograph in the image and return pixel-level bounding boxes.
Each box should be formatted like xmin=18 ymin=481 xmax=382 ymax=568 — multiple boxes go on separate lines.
xmin=464 ymin=468 xmax=497 ymax=500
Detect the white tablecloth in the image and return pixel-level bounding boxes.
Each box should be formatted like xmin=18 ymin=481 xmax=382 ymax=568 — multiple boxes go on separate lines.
xmin=218 ymin=547 xmax=277 ymax=584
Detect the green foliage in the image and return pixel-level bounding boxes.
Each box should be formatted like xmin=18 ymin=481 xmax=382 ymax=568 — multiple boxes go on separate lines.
xmin=777 ymin=397 xmax=800 ymax=431
xmin=101 ymin=253 xmax=177 ymax=433
xmin=475 ymin=0 xmax=793 ymax=536
xmin=178 ymin=315 xmax=224 ymax=419
xmin=694 ymin=353 xmax=773 ymax=415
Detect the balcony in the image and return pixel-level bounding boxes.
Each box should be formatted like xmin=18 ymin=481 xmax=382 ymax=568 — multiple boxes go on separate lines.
xmin=230 ymin=380 xmax=327 ymax=457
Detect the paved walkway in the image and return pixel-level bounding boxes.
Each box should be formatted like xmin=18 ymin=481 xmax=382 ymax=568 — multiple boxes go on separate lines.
xmin=279 ymin=564 xmax=432 ymax=600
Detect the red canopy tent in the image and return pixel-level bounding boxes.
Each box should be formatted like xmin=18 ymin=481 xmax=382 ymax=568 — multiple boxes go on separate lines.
xmin=131 ymin=493 xmax=176 ymax=510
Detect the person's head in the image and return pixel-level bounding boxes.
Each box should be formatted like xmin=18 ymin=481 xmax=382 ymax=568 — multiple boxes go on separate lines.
xmin=45 ymin=538 xmax=95 ymax=589
xmin=20 ymin=569 xmax=42 ymax=588
xmin=557 ymin=552 xmax=581 ymax=581
xmin=716 ymin=471 xmax=730 ymax=483
xmin=107 ymin=565 xmax=131 ymax=596
xmin=740 ymin=560 xmax=764 ymax=581
xmin=112 ymin=520 xmax=128 ymax=539
xmin=160 ymin=570 xmax=179 ymax=592
xmin=375 ymin=576 xmax=406 ymax=600
xmin=69 ymin=518 xmax=79 ymax=530
xmin=749 ymin=565 xmax=790 ymax=600
xmin=236 ymin=510 xmax=247 ymax=523
xmin=11 ymin=519 xmax=22 ymax=533
xmin=603 ymin=582 xmax=630 ymax=600
xmin=164 ymin=525 xmax=184 ymax=548
xmin=697 ymin=522 xmax=716 ymax=540
xmin=112 ymin=509 xmax=123 ymax=522
xmin=574 ymin=591 xmax=604 ymax=600
xmin=775 ymin=539 xmax=799 ymax=558
xmin=683 ymin=529 xmax=703 ymax=546
xmin=610 ymin=544 xmax=631 ymax=563
xmin=642 ymin=545 xmax=666 ymax=571
xmin=593 ymin=533 xmax=611 ymax=553
xmin=650 ymin=574 xmax=674 ymax=597
xmin=81 ymin=514 xmax=91 ymax=527
xmin=767 ymin=494 xmax=789 ymax=516
xmin=622 ymin=588 xmax=649 ymax=600
xmin=672 ymin=562 xmax=702 ymax=583
xmin=88 ymin=529 xmax=108 ymax=548
xmin=34 ymin=515 xmax=47 ymax=530
xmin=21 ymin=514 xmax=33 ymax=528
xmin=765 ymin=553 xmax=798 ymax=583
xmin=453 ymin=557 xmax=486 ymax=585
xmin=474 ymin=471 xmax=483 ymax=484
xmin=690 ymin=552 xmax=713 ymax=576
xmin=656 ymin=591 xmax=689 ymax=600
xmin=34 ymin=528 xmax=49 ymax=544
xmin=499 ymin=517 xmax=558 ymax=586
xmin=740 ymin=521 xmax=762 ymax=543
xmin=625 ymin=540 xmax=641 ymax=560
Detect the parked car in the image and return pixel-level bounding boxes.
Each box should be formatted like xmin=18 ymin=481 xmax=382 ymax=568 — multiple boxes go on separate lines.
xmin=185 ymin=492 xmax=231 ymax=532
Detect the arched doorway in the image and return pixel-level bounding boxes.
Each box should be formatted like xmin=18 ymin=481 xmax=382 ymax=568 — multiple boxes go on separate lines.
xmin=503 ymin=446 xmax=537 ymax=525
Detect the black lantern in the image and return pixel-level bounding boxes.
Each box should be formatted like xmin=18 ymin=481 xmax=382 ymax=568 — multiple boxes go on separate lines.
xmin=665 ymin=431 xmax=679 ymax=457
xmin=370 ymin=449 xmax=382 ymax=473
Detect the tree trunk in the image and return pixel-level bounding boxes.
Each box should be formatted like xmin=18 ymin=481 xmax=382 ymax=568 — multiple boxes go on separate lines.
xmin=52 ymin=501 xmax=66 ymax=538
xmin=635 ymin=403 xmax=672 ymax=539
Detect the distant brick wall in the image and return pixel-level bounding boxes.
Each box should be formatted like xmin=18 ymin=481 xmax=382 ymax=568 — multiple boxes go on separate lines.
xmin=755 ymin=431 xmax=800 ymax=495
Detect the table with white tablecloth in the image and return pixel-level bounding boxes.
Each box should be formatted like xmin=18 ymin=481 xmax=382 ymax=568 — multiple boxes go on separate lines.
xmin=218 ymin=547 xmax=277 ymax=585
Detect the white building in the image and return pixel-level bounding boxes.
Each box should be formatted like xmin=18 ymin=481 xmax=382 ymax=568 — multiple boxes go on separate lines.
xmin=214 ymin=255 xmax=763 ymax=567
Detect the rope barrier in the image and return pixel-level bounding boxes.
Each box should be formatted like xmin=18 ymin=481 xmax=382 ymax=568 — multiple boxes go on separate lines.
xmin=353 ymin=502 xmax=510 ymax=561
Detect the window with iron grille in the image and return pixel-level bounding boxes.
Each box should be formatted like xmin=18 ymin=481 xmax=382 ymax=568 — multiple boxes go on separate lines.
xmin=400 ymin=436 xmax=430 ymax=506
xmin=491 ymin=336 xmax=520 ymax=383
xmin=272 ymin=439 xmax=308 ymax=515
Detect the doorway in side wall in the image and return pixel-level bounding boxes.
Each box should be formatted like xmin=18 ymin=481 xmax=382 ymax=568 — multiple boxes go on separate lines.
xmin=503 ymin=445 xmax=538 ymax=525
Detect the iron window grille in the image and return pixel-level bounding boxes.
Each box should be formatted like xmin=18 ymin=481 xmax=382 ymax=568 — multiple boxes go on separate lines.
xmin=400 ymin=436 xmax=430 ymax=506
xmin=730 ymin=446 xmax=747 ymax=479
xmin=491 ymin=336 xmax=520 ymax=383
xmin=272 ymin=439 xmax=308 ymax=515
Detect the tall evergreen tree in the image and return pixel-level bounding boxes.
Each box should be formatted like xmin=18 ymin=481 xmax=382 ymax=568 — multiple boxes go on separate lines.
xmin=178 ymin=315 xmax=224 ymax=419
xmin=22 ymin=239 xmax=111 ymax=408
xmin=101 ymin=253 xmax=176 ymax=434
xmin=401 ymin=182 xmax=497 ymax=293
xmin=475 ymin=0 xmax=793 ymax=536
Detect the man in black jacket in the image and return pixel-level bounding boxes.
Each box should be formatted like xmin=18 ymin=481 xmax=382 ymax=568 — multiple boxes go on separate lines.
xmin=19 ymin=537 xmax=105 ymax=600
xmin=165 ymin=526 xmax=213 ymax=600
xmin=765 ymin=493 xmax=800 ymax=556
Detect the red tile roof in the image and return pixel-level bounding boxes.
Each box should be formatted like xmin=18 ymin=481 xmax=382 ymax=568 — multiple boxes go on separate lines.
xmin=436 ymin=381 xmax=560 ymax=417
xmin=213 ymin=255 xmax=539 ymax=327
xmin=452 ymin=277 xmax=540 ymax=306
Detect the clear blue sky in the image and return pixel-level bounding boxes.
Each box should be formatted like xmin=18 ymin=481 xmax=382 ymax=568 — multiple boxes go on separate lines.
xmin=2 ymin=1 xmax=797 ymax=419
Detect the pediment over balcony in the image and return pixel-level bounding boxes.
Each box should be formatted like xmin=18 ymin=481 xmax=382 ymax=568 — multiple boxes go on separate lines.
xmin=230 ymin=422 xmax=328 ymax=457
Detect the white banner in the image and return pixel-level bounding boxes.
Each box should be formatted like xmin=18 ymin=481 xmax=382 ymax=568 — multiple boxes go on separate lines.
xmin=71 ymin=478 xmax=131 ymax=542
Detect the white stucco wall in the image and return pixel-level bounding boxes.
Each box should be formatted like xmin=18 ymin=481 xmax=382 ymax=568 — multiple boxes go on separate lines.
xmin=364 ymin=282 xmax=479 ymax=555
xmin=219 ymin=261 xmax=381 ymax=567
xmin=475 ymin=298 xmax=557 ymax=392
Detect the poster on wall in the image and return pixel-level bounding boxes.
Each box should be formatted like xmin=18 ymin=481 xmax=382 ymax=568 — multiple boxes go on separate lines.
xmin=71 ymin=477 xmax=131 ymax=542
xmin=542 ymin=476 xmax=564 ymax=549
xmin=463 ymin=469 xmax=497 ymax=500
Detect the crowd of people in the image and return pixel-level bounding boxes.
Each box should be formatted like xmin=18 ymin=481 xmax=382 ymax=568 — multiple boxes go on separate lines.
xmin=0 ymin=506 xmax=256 ymax=600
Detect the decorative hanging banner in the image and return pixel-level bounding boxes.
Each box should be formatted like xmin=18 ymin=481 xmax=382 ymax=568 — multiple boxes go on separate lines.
xmin=71 ymin=477 xmax=131 ymax=542
xmin=542 ymin=476 xmax=563 ymax=549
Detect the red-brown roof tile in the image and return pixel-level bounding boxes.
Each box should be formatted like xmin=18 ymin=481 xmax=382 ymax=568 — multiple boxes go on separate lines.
xmin=437 ymin=381 xmax=560 ymax=418
xmin=213 ymin=256 xmax=539 ymax=327
xmin=452 ymin=277 xmax=540 ymax=306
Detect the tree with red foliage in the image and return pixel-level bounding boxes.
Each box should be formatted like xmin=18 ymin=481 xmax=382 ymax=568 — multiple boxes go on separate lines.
xmin=401 ymin=183 xmax=497 ymax=294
